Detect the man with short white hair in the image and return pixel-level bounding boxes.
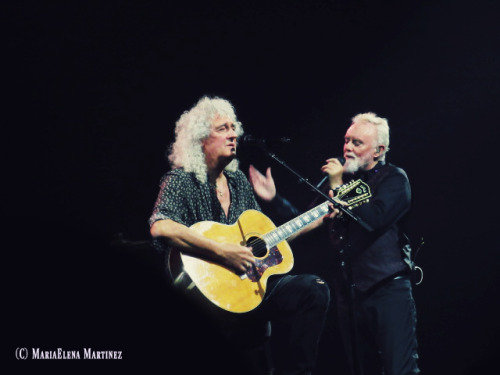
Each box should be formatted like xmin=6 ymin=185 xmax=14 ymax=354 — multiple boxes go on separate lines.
xmin=321 ymin=112 xmax=420 ymax=375
xmin=250 ymin=112 xmax=420 ymax=375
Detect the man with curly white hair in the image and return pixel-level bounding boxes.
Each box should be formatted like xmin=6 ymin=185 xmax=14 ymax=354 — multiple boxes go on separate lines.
xmin=149 ymin=95 xmax=332 ymax=375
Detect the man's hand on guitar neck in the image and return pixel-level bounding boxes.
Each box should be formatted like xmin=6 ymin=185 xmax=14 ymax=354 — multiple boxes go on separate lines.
xmin=288 ymin=190 xmax=343 ymax=240
xmin=325 ymin=189 xmax=345 ymax=220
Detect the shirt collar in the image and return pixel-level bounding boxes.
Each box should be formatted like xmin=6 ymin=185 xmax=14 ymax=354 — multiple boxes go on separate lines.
xmin=353 ymin=160 xmax=386 ymax=180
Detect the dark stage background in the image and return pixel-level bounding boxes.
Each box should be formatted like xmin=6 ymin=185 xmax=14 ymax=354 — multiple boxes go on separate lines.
xmin=5 ymin=1 xmax=499 ymax=374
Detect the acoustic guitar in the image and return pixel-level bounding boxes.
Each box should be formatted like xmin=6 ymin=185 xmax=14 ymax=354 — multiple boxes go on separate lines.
xmin=169 ymin=179 xmax=371 ymax=313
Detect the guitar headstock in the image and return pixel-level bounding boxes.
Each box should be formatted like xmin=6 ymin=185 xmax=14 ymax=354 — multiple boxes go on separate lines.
xmin=334 ymin=179 xmax=372 ymax=209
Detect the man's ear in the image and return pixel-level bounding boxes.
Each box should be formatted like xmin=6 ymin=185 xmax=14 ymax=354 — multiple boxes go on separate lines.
xmin=375 ymin=145 xmax=385 ymax=157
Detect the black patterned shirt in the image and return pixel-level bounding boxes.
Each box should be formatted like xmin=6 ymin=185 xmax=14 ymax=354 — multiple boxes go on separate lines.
xmin=149 ymin=167 xmax=261 ymax=229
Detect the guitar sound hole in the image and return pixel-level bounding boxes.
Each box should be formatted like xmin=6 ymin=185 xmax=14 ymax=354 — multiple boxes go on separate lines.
xmin=246 ymin=237 xmax=267 ymax=258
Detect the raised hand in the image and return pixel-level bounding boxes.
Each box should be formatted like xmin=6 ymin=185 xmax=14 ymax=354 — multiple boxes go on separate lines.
xmin=248 ymin=164 xmax=276 ymax=202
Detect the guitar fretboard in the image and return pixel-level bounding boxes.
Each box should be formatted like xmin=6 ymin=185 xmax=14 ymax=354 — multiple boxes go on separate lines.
xmin=262 ymin=202 xmax=330 ymax=248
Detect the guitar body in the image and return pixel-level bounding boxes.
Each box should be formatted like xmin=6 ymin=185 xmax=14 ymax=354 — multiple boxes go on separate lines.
xmin=169 ymin=210 xmax=294 ymax=313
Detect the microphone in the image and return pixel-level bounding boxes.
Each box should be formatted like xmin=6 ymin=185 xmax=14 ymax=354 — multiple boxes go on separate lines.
xmin=239 ymin=134 xmax=291 ymax=146
xmin=316 ymin=156 xmax=345 ymax=188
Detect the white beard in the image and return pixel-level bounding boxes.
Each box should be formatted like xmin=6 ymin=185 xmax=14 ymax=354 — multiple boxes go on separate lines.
xmin=343 ymin=158 xmax=361 ymax=174
xmin=344 ymin=153 xmax=375 ymax=174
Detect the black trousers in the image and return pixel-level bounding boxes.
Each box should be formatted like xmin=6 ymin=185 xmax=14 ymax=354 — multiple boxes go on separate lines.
xmin=336 ymin=277 xmax=420 ymax=375
xmin=183 ymin=273 xmax=330 ymax=375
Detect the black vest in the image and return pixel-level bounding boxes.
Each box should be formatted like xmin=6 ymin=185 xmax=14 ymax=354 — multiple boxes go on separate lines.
xmin=329 ymin=162 xmax=411 ymax=292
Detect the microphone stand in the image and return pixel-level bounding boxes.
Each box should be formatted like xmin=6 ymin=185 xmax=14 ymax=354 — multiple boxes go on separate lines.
xmin=260 ymin=146 xmax=373 ymax=232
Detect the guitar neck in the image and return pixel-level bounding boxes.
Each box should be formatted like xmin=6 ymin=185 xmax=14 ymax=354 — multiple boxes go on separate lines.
xmin=262 ymin=201 xmax=330 ymax=248
xmin=261 ymin=179 xmax=371 ymax=249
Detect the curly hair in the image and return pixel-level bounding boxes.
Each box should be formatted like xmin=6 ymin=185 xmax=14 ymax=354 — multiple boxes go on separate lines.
xmin=167 ymin=96 xmax=244 ymax=183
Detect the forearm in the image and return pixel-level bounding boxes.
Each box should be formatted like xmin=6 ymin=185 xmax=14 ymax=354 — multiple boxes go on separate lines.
xmin=150 ymin=219 xmax=256 ymax=273
xmin=150 ymin=219 xmax=223 ymax=261
xmin=260 ymin=194 xmax=301 ymax=224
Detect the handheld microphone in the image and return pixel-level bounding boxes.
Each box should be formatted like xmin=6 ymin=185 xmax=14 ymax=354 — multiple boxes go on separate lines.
xmin=316 ymin=156 xmax=345 ymax=188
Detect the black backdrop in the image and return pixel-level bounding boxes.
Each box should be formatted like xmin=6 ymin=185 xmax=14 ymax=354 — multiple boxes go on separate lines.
xmin=5 ymin=1 xmax=499 ymax=374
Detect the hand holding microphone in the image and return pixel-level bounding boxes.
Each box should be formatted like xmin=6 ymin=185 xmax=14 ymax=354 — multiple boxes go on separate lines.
xmin=317 ymin=156 xmax=345 ymax=189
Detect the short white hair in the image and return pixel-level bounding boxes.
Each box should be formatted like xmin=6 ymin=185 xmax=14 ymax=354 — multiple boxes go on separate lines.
xmin=351 ymin=112 xmax=390 ymax=160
